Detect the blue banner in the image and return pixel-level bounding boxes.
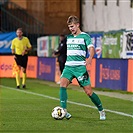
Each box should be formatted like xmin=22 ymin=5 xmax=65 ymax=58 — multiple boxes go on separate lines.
xmin=0 ymin=31 xmax=16 ymax=53
xmin=95 ymin=59 xmax=128 ymax=91
xmin=37 ymin=57 xmax=56 ymax=81
xmin=87 ymin=33 xmax=103 ymax=58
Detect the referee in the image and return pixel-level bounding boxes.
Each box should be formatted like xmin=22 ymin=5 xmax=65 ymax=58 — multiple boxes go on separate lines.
xmin=11 ymin=28 xmax=32 ymax=89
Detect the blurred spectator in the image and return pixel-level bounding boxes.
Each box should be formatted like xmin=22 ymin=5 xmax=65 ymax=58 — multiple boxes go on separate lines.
xmin=53 ymin=34 xmax=67 ymax=84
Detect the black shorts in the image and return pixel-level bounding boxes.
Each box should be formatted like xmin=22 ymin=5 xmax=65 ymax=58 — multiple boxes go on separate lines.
xmin=15 ymin=54 xmax=28 ymax=69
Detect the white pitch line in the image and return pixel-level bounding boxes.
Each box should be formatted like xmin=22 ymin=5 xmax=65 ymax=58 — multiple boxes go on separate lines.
xmin=1 ymin=85 xmax=133 ymax=118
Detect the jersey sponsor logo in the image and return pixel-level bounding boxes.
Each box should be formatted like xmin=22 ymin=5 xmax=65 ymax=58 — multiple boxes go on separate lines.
xmin=67 ymin=38 xmax=85 ymax=45
xmin=67 ymin=44 xmax=80 ymax=50
xmin=77 ymin=75 xmax=88 ymax=81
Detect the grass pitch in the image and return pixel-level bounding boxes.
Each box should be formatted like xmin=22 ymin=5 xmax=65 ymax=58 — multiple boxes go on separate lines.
xmin=0 ymin=78 xmax=132 ymax=133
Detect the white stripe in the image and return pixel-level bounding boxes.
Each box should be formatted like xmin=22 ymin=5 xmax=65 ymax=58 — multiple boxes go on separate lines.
xmin=65 ymin=61 xmax=85 ymax=66
xmin=1 ymin=85 xmax=133 ymax=118
xmin=87 ymin=44 xmax=95 ymax=49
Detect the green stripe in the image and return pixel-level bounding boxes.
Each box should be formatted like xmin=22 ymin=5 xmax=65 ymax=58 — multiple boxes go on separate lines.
xmin=67 ymin=55 xmax=85 ymax=61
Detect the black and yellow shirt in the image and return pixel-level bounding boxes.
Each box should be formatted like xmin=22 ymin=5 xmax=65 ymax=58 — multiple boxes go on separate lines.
xmin=11 ymin=37 xmax=32 ymax=55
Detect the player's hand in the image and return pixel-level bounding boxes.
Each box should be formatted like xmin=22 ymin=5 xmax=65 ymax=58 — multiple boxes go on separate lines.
xmin=22 ymin=51 xmax=25 ymax=56
xmin=22 ymin=49 xmax=27 ymax=56
xmin=14 ymin=55 xmax=16 ymax=59
xmin=86 ymin=57 xmax=92 ymax=66
xmin=13 ymin=53 xmax=16 ymax=59
xmin=52 ymin=51 xmax=56 ymax=57
xmin=52 ymin=53 xmax=55 ymax=57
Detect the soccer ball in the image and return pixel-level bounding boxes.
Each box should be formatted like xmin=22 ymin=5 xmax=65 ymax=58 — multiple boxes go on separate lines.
xmin=51 ymin=106 xmax=66 ymax=120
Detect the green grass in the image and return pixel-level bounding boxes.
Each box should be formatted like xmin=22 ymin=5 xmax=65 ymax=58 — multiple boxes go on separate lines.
xmin=0 ymin=78 xmax=133 ymax=133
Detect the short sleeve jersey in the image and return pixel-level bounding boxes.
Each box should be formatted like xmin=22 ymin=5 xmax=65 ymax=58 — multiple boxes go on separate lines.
xmin=65 ymin=32 xmax=94 ymax=66
xmin=11 ymin=37 xmax=31 ymax=55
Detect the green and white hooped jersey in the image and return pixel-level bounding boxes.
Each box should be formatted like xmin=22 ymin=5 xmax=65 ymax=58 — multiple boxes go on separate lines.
xmin=65 ymin=32 xmax=94 ymax=66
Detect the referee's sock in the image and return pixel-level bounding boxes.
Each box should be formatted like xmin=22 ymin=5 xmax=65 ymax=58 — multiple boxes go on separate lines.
xmin=22 ymin=72 xmax=26 ymax=85
xmin=16 ymin=71 xmax=20 ymax=87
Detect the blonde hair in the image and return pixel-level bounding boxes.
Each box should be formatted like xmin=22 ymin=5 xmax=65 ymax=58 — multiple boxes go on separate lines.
xmin=67 ymin=15 xmax=79 ymax=25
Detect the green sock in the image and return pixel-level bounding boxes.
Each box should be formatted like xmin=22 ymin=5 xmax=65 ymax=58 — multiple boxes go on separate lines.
xmin=89 ymin=92 xmax=103 ymax=111
xmin=60 ymin=87 xmax=67 ymax=109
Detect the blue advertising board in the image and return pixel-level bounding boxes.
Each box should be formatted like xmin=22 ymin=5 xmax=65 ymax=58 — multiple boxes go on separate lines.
xmin=0 ymin=31 xmax=16 ymax=53
xmin=37 ymin=57 xmax=56 ymax=81
xmin=89 ymin=33 xmax=103 ymax=58
xmin=95 ymin=59 xmax=128 ymax=91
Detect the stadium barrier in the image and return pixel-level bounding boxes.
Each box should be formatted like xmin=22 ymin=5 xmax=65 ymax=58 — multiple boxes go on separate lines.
xmin=37 ymin=57 xmax=56 ymax=81
xmin=95 ymin=58 xmax=128 ymax=91
xmin=0 ymin=56 xmax=37 ymax=78
xmin=127 ymin=59 xmax=133 ymax=92
xmin=0 ymin=56 xmax=132 ymax=92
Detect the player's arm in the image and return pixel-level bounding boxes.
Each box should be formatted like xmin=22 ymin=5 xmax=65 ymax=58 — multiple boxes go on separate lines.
xmin=89 ymin=46 xmax=95 ymax=59
xmin=22 ymin=46 xmax=32 ymax=56
xmin=22 ymin=38 xmax=32 ymax=55
xmin=25 ymin=38 xmax=32 ymax=52
xmin=11 ymin=49 xmax=17 ymax=59
xmin=25 ymin=46 xmax=32 ymax=52
xmin=11 ymin=40 xmax=15 ymax=55
xmin=25 ymin=37 xmax=32 ymax=52
xmin=11 ymin=40 xmax=16 ymax=58
xmin=11 ymin=49 xmax=15 ymax=55
xmin=53 ymin=44 xmax=63 ymax=56
xmin=54 ymin=47 xmax=60 ymax=56
xmin=86 ymin=46 xmax=95 ymax=65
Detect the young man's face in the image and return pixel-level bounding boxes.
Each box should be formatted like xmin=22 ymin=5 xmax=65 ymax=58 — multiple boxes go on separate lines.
xmin=16 ymin=29 xmax=23 ymax=38
xmin=68 ymin=22 xmax=79 ymax=35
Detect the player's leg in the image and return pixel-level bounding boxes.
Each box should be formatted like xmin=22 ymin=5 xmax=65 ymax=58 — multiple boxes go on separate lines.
xmin=77 ymin=66 xmax=106 ymax=120
xmin=14 ymin=55 xmax=21 ymax=88
xmin=60 ymin=77 xmax=69 ymax=109
xmin=22 ymin=67 xmax=26 ymax=88
xmin=60 ymin=78 xmax=72 ymax=119
xmin=15 ymin=66 xmax=21 ymax=88
xmin=60 ymin=66 xmax=72 ymax=119
xmin=83 ymin=85 xmax=103 ymax=110
xmin=56 ymin=62 xmax=65 ymax=84
xmin=59 ymin=62 xmax=64 ymax=74
xmin=83 ymin=85 xmax=106 ymax=120
xmin=22 ymin=55 xmax=28 ymax=88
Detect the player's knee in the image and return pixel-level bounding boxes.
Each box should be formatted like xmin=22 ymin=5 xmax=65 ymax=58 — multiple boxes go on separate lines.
xmin=60 ymin=78 xmax=69 ymax=87
xmin=60 ymin=83 xmax=67 ymax=88
xmin=83 ymin=86 xmax=93 ymax=96
xmin=22 ymin=68 xmax=26 ymax=73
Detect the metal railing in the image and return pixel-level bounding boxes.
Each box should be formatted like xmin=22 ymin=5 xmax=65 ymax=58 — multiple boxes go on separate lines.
xmin=0 ymin=1 xmax=45 ymax=49
xmin=1 ymin=2 xmax=44 ymax=33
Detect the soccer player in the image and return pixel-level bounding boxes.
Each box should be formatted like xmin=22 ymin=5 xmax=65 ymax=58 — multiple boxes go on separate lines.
xmin=59 ymin=15 xmax=106 ymax=120
xmin=11 ymin=28 xmax=32 ymax=89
